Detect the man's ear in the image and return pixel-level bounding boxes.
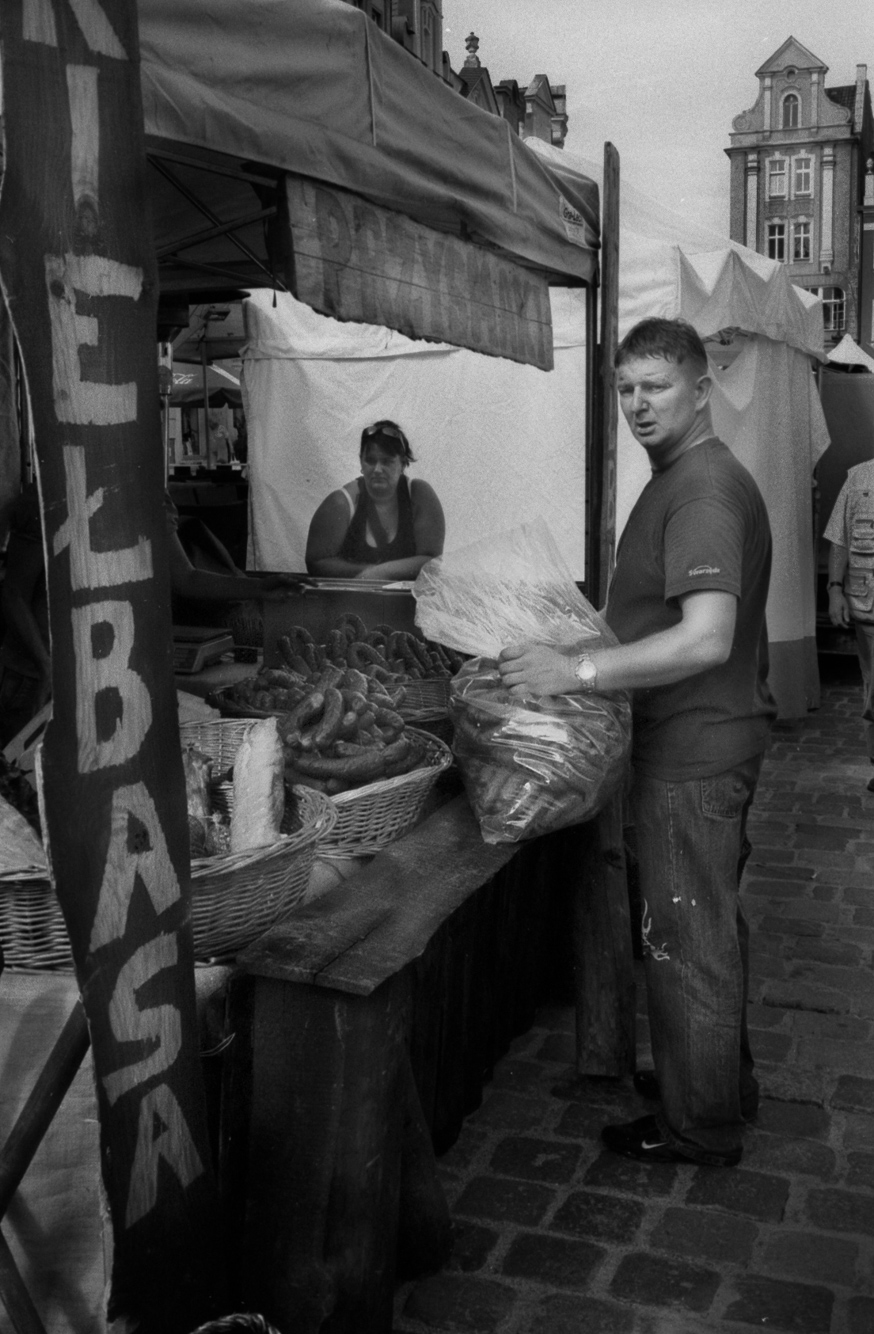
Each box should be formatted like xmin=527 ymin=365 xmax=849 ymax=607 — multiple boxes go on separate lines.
xmin=695 ymin=373 xmax=713 ymax=409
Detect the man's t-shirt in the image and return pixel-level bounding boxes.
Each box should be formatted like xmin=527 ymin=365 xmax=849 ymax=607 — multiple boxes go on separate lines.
xmin=605 ymin=438 xmax=775 ymax=781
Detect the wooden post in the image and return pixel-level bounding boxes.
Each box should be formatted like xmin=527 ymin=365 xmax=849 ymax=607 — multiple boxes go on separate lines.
xmin=597 ymin=142 xmax=621 ymax=608
xmin=0 ymin=3 xmax=225 ymax=1328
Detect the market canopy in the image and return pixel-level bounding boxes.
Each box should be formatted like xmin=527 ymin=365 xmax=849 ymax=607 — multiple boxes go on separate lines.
xmin=138 ymin=0 xmax=600 ymax=367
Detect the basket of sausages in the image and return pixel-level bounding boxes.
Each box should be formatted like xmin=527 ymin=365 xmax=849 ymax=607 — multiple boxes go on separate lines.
xmin=216 ymin=625 xmax=454 ymax=857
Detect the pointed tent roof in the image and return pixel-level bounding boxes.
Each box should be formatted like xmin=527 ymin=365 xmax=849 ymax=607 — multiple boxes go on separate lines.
xmin=756 ymin=36 xmax=826 ymax=79
xmin=826 ymin=333 xmax=874 ymax=372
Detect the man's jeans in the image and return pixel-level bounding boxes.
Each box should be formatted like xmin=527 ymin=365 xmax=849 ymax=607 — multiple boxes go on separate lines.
xmin=632 ymin=754 xmax=763 ymax=1165
xmin=853 ymin=621 xmax=874 ymax=759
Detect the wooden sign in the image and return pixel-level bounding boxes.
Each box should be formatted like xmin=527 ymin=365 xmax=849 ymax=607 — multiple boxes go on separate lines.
xmin=0 ymin=2 xmax=225 ymax=1328
xmin=286 ymin=175 xmax=555 ymax=371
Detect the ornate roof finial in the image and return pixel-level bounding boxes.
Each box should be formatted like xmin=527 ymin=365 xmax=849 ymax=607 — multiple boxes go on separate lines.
xmin=464 ymin=32 xmax=481 ymax=68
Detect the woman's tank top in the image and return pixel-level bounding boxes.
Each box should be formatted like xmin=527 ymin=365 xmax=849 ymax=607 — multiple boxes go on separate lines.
xmin=339 ymin=474 xmax=417 ymax=565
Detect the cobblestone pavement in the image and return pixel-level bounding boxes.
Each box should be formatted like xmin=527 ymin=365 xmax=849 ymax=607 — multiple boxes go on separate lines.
xmin=395 ymin=660 xmax=874 ymax=1334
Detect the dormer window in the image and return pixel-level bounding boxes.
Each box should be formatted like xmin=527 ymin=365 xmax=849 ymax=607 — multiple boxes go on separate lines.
xmin=782 ymin=93 xmax=800 ymax=128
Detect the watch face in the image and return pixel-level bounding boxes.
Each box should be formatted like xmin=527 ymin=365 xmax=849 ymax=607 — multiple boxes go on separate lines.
xmin=576 ymin=655 xmax=596 ymax=684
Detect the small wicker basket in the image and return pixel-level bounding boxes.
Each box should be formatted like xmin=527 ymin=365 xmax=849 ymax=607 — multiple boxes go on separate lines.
xmin=396 ymin=678 xmax=451 ymax=723
xmin=0 ymin=868 xmax=73 ymax=972
xmin=180 ymin=719 xmax=337 ymax=959
xmin=320 ymin=728 xmax=453 ymax=859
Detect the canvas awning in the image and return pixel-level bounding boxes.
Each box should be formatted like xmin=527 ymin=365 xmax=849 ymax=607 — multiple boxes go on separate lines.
xmin=138 ymin=0 xmax=600 ymax=315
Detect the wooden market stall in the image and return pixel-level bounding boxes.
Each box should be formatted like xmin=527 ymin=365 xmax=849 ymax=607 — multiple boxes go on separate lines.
xmin=0 ymin=1 xmax=625 ymax=1330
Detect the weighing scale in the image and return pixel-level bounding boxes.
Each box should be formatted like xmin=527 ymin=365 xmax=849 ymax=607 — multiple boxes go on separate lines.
xmin=172 ymin=626 xmax=235 ymax=674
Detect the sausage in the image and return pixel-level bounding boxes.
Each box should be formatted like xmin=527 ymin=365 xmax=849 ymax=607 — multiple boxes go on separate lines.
xmin=292 ymin=746 xmax=388 ymax=782
xmin=341 ymin=689 xmax=369 ymax=716
xmin=261 ymin=667 xmax=308 ymax=690
xmin=342 ymin=667 xmax=371 ymax=696
xmin=277 ymin=690 xmax=325 ymax=744
xmin=311 ymin=686 xmax=344 ymax=749
xmin=373 ymin=706 xmax=405 ymax=732
xmin=312 ymin=664 xmax=345 ymax=693
xmin=335 ymin=612 xmax=369 ymax=642
xmin=326 ymin=628 xmax=348 ymax=664
xmin=337 ymin=709 xmax=361 ymax=740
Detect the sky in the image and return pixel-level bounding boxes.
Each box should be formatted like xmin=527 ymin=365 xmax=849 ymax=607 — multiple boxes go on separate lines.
xmin=442 ymin=0 xmax=874 ymax=237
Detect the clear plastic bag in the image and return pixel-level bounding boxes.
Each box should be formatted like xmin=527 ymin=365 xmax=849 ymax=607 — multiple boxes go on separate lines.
xmin=450 ymin=658 xmax=631 ymax=843
xmin=414 ymin=518 xmax=605 ymax=658
xmin=415 ymin=519 xmax=631 ymax=844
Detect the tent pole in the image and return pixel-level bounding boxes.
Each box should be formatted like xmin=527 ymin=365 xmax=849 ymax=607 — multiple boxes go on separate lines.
xmin=596 ymin=142 xmax=620 ymax=608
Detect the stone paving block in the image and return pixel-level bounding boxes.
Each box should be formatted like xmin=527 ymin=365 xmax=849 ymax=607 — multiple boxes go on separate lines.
xmin=516 ymin=1292 xmax=634 ymax=1334
xmin=402 ymin=1273 xmax=517 ymax=1332
xmin=743 ymin=1133 xmax=836 ymax=1181
xmin=534 ymin=1033 xmax=576 ymax=1064
xmin=811 ymin=884 xmax=840 ymax=901
xmin=608 ymin=1252 xmax=720 ymax=1314
xmin=475 ymin=1091 xmax=550 ymax=1133
xmin=763 ymin=981 xmax=852 ymax=1015
xmin=550 ymin=1189 xmax=645 ymax=1243
xmin=846 ymin=1152 xmax=874 ymax=1189
xmin=489 ymin=1135 xmax=581 ymax=1184
xmin=684 ymin=1168 xmax=790 ymax=1222
xmin=453 ymin=1176 xmax=556 ymax=1227
xmin=748 ymin=1002 xmax=790 ymax=1029
xmin=833 ymin=1075 xmax=874 ymax=1114
xmin=489 ymin=1058 xmax=551 ymax=1094
xmin=650 ymin=1205 xmax=758 ymax=1264
xmin=841 ymin=886 xmax=874 ymax=906
xmin=797 ymin=1038 xmax=874 ymax=1075
xmin=447 ymin=1221 xmax=500 ymax=1273
xmin=759 ymin=1067 xmax=828 ymax=1106
xmin=760 ymin=916 xmax=826 ymax=938
xmin=721 ymin=1275 xmax=834 ymax=1334
xmin=500 ymin=1231 xmax=605 ymax=1289
xmin=438 ymin=1128 xmax=488 ymax=1173
xmin=843 ymin=1114 xmax=874 ymax=1154
xmin=748 ymin=1030 xmax=794 ymax=1063
xmin=794 ymin=823 xmax=862 ymax=851
xmin=790 ymin=1012 xmax=871 ymax=1042
xmin=792 ymin=938 xmax=865 ymax=966
xmin=761 ymin=1229 xmax=859 ymax=1285
xmin=745 ymin=863 xmax=815 ymax=882
xmin=848 ymin=1294 xmax=874 ymax=1334
xmin=805 ymin=1187 xmax=874 ymax=1236
xmin=785 ymin=961 xmax=874 ymax=998
xmin=854 ymin=907 xmax=874 ymax=927
xmin=754 ymin=1099 xmax=830 ymax=1140
xmin=554 ymin=1103 xmax=617 ymax=1142
xmin=583 ymin=1150 xmax=679 ymax=1197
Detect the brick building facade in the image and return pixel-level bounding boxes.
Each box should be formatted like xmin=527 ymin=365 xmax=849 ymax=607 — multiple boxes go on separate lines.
xmin=726 ymin=36 xmax=874 ymax=354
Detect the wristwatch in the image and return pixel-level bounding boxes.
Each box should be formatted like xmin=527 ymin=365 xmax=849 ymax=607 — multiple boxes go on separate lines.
xmin=575 ymin=653 xmax=598 ymax=692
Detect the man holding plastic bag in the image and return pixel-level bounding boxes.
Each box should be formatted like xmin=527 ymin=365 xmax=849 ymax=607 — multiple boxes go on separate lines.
xmin=499 ymin=319 xmax=776 ymax=1169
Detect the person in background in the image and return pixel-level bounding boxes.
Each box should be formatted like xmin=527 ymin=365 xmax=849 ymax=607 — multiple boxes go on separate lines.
xmin=305 ymin=420 xmax=445 ymax=580
xmin=823 ymin=460 xmax=874 ymax=788
xmin=498 ymin=318 xmax=775 ymax=1168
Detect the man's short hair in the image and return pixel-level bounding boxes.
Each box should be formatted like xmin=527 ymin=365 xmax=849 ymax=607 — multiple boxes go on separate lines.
xmin=615 ymin=318 xmax=709 ymax=376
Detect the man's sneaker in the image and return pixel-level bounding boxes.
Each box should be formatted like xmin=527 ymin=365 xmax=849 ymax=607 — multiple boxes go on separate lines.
xmin=601 ymin=1114 xmax=742 ymax=1167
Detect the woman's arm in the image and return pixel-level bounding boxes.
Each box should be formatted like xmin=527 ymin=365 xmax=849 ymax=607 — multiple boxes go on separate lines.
xmin=168 ymin=532 xmax=297 ymax=602
xmin=304 ymin=489 xmax=370 ymax=577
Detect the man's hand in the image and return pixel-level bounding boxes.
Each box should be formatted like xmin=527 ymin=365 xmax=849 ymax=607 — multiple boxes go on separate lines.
xmin=498 ymin=643 xmax=580 ymax=698
xmin=828 ymin=585 xmax=850 ymax=629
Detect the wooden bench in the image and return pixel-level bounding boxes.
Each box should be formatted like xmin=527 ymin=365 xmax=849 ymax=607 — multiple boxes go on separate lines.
xmin=220 ymin=792 xmax=634 ymax=1333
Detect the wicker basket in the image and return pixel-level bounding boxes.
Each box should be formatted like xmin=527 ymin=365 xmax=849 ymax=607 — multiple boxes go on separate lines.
xmin=320 ymin=728 xmax=453 ymax=859
xmin=397 ymin=678 xmax=451 ymax=721
xmin=0 ymin=868 xmax=73 ymax=972
xmin=180 ymin=719 xmax=337 ymax=959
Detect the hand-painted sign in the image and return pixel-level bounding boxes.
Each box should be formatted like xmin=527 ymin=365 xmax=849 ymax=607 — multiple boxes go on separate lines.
xmin=0 ymin=1 xmax=224 ymax=1327
xmin=286 ymin=175 xmax=555 ymax=371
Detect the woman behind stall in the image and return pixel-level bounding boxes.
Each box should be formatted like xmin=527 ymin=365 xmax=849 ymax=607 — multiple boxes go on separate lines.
xmin=305 ymin=420 xmax=445 ymax=580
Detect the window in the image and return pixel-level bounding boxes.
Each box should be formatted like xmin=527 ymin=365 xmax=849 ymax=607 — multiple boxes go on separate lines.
xmin=767 ymin=220 xmax=786 ymax=261
xmin=782 ymin=93 xmax=800 ymax=128
xmin=818 ymin=287 xmax=846 ymax=333
xmin=791 ymin=220 xmax=811 ymax=262
xmin=793 ymin=156 xmax=812 ymax=197
xmin=768 ymin=157 xmax=787 ymax=198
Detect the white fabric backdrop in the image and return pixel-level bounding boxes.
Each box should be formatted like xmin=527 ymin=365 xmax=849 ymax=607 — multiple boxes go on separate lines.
xmin=242 ymin=288 xmax=590 ymax=578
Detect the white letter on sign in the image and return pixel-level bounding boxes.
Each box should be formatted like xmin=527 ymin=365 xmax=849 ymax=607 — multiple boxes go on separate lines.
xmin=73 ymin=600 xmax=152 ymax=772
xmin=102 ymin=934 xmax=182 ymax=1105
xmin=125 ymin=1083 xmax=204 ymax=1229
xmin=89 ymin=782 xmax=180 ymax=951
xmin=45 ymin=253 xmax=141 ymax=424
xmin=54 ymin=447 xmax=153 ymax=591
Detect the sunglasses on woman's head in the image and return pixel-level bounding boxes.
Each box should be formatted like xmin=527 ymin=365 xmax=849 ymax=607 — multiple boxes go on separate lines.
xmin=364 ymin=422 xmax=405 ymax=441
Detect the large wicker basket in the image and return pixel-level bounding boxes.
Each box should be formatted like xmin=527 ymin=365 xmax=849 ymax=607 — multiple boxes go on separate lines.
xmin=180 ymin=719 xmax=337 ymax=959
xmin=320 ymin=728 xmax=453 ymax=859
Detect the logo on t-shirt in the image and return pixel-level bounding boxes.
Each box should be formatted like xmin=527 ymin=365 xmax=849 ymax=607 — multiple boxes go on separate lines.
xmin=688 ymin=564 xmax=721 ymax=577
